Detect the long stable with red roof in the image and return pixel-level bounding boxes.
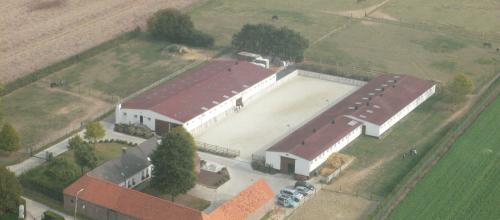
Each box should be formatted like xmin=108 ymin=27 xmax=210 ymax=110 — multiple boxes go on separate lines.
xmin=266 ymin=73 xmax=435 ymax=177
xmin=116 ymin=59 xmax=277 ymax=134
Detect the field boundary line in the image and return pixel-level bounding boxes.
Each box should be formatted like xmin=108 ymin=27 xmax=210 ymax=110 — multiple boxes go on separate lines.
xmin=372 ymin=73 xmax=500 ymax=219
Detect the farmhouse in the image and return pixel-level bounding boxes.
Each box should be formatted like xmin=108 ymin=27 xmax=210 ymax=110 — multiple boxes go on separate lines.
xmin=266 ymin=73 xmax=436 ymax=178
xmin=88 ymin=138 xmax=158 ymax=188
xmin=64 ymin=175 xmax=275 ymax=220
xmin=115 ymin=60 xmax=277 ymax=135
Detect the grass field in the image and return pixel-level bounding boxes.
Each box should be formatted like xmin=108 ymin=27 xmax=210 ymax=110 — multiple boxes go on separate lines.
xmin=382 ymin=0 xmax=500 ymax=34
xmin=0 ymin=35 xmax=210 ymax=165
xmin=388 ymin=95 xmax=500 ymax=220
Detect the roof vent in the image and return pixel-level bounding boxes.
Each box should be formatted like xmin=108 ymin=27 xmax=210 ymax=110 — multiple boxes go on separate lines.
xmin=354 ymin=106 xmax=359 ymax=110
xmin=368 ymin=97 xmax=372 ymax=101
xmin=366 ymin=102 xmax=370 ymax=106
xmin=228 ymin=68 xmax=231 ymax=72
xmin=302 ymin=140 xmax=305 ymax=145
xmin=380 ymin=93 xmax=384 ymax=97
xmin=332 ymin=119 xmax=335 ymax=124
xmin=392 ymin=84 xmax=396 ymax=88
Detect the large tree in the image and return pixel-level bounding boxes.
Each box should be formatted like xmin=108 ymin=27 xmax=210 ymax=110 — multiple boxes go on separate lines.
xmin=150 ymin=127 xmax=197 ymax=201
xmin=72 ymin=137 xmax=97 ymax=175
xmin=0 ymin=166 xmax=22 ymax=215
xmin=45 ymin=157 xmax=80 ymax=184
xmin=84 ymin=122 xmax=105 ymax=142
xmin=147 ymin=8 xmax=214 ymax=47
xmin=232 ymin=23 xmax=309 ymax=62
xmin=446 ymin=73 xmax=474 ymax=103
xmin=0 ymin=123 xmax=21 ymax=152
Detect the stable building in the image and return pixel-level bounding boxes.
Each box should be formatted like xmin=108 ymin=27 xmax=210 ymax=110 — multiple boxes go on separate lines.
xmin=265 ymin=74 xmax=435 ymax=178
xmin=115 ymin=60 xmax=276 ymax=135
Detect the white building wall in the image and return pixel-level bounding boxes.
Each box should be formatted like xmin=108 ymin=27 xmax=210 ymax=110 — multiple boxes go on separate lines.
xmin=265 ymin=125 xmax=362 ymax=177
xmin=308 ymin=125 xmax=362 ymax=173
xmin=185 ymin=73 xmax=280 ymax=134
xmin=115 ymin=106 xmax=183 ymax=131
xmin=378 ymin=85 xmax=436 ymax=135
xmin=119 ymin=165 xmax=153 ymax=189
xmin=347 ymin=84 xmax=436 ymax=138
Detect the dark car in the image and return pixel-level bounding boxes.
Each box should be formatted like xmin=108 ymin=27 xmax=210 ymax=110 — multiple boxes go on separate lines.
xmin=295 ymin=181 xmax=315 ymax=191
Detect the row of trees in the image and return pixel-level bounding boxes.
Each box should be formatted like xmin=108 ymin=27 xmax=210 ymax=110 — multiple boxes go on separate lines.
xmin=232 ymin=23 xmax=309 ymax=62
xmin=0 ymin=82 xmax=20 ymax=153
xmin=147 ymin=9 xmax=214 ymax=48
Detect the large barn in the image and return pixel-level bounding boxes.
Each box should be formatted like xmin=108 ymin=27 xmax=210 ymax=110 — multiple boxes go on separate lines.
xmin=266 ymin=74 xmax=436 ymax=178
xmin=115 ymin=60 xmax=276 ymax=135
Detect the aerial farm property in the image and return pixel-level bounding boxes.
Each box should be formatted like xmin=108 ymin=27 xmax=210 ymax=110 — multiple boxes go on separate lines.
xmin=116 ymin=58 xmax=435 ymax=178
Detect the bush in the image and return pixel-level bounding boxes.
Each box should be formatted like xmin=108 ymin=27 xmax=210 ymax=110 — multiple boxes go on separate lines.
xmin=251 ymin=161 xmax=278 ymax=174
xmin=186 ymin=30 xmax=214 ymax=48
xmin=20 ymin=159 xmax=80 ymax=202
xmin=42 ymin=211 xmax=65 ymax=220
xmin=114 ymin=123 xmax=154 ymax=139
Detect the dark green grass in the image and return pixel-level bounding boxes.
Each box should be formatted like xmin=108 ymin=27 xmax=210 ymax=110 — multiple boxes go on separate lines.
xmin=388 ymin=97 xmax=500 ymax=220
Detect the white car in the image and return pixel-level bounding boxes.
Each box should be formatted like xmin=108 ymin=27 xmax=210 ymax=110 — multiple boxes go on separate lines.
xmin=295 ymin=186 xmax=313 ymax=196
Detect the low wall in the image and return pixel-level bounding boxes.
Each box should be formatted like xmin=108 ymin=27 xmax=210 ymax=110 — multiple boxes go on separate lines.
xmin=320 ymin=159 xmax=354 ymax=184
xmin=298 ymin=70 xmax=367 ymax=87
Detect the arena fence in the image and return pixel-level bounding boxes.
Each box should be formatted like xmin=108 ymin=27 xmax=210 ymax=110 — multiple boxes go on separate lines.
xmin=196 ymin=141 xmax=240 ymax=158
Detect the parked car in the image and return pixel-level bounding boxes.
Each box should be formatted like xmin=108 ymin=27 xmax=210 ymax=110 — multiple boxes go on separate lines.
xmin=277 ymin=195 xmax=297 ymax=208
xmin=295 ymin=181 xmax=315 ymax=191
xmin=280 ymin=188 xmax=304 ymax=201
xmin=295 ymin=186 xmax=313 ymax=196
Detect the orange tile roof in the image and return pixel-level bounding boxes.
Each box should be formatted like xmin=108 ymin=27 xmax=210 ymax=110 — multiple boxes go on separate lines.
xmin=207 ymin=179 xmax=275 ymax=220
xmin=64 ymin=175 xmax=204 ymax=220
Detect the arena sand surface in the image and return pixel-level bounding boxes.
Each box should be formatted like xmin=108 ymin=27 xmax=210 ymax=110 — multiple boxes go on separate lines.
xmin=194 ymin=75 xmax=359 ymax=161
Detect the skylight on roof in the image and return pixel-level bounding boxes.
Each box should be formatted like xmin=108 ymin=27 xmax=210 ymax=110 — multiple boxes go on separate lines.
xmin=212 ymin=101 xmax=219 ymax=105
xmin=201 ymin=107 xmax=209 ymax=111
xmin=362 ymin=97 xmax=368 ymax=100
xmin=348 ymin=120 xmax=358 ymax=126
xmin=375 ymin=88 xmax=382 ymax=91
xmin=223 ymin=95 xmax=229 ymax=99
xmin=369 ymin=93 xmax=375 ymax=96
xmin=355 ymin=102 xmax=362 ymax=105
xmin=231 ymin=90 xmax=238 ymax=94
xmin=243 ymin=84 xmax=249 ymax=88
xmin=359 ymin=114 xmax=367 ymax=118
xmin=348 ymin=106 xmax=355 ymax=110
xmin=366 ymin=110 xmax=373 ymax=113
xmin=373 ymin=105 xmax=380 ymax=109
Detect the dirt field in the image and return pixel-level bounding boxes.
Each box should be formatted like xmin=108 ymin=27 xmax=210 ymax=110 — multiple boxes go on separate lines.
xmin=194 ymin=75 xmax=359 ymax=161
xmin=0 ymin=0 xmax=198 ymax=83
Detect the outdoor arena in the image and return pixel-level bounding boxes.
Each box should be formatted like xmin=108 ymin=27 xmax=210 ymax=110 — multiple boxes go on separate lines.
xmin=194 ymin=74 xmax=361 ymax=161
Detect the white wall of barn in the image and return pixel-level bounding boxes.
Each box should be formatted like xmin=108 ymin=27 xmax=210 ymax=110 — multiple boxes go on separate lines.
xmin=308 ymin=125 xmax=362 ymax=172
xmin=265 ymin=124 xmax=361 ymax=177
xmin=115 ymin=106 xmax=183 ymax=130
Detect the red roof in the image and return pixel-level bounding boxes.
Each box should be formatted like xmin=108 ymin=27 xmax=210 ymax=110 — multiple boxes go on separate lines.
xmin=64 ymin=175 xmax=204 ymax=220
xmin=207 ymin=179 xmax=275 ymax=220
xmin=122 ymin=60 xmax=275 ymax=122
xmin=268 ymin=74 xmax=434 ymax=160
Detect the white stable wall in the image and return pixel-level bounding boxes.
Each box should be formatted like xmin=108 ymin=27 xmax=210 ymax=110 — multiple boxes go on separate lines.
xmin=265 ymin=123 xmax=362 ymax=177
xmin=115 ymin=105 xmax=183 ymax=131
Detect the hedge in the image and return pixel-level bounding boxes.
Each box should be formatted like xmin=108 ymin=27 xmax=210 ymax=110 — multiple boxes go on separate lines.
xmin=1 ymin=28 xmax=141 ymax=96
xmin=114 ymin=123 xmax=154 ymax=139
xmin=42 ymin=211 xmax=65 ymax=220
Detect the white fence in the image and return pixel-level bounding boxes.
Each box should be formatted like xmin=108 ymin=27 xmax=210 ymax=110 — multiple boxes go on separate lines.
xmin=298 ymin=70 xmax=367 ymax=87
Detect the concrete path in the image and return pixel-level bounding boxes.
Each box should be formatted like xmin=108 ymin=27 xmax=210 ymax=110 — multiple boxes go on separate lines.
xmin=192 ymin=152 xmax=295 ymax=213
xmin=24 ymin=197 xmax=72 ymax=220
xmin=7 ymin=121 xmax=145 ymax=176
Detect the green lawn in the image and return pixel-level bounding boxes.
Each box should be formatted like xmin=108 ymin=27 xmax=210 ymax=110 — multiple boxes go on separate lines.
xmin=46 ymin=35 xmax=211 ymax=100
xmin=388 ymin=94 xmax=500 ymax=220
xmin=1 ymin=83 xmax=92 ymax=151
xmin=59 ymin=142 xmax=130 ymax=167
xmin=382 ymin=0 xmax=500 ymax=34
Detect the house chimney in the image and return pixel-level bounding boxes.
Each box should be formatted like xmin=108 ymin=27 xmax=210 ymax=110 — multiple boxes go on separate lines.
xmin=354 ymin=106 xmax=358 ymax=110
xmin=380 ymin=93 xmax=384 ymax=97
xmin=313 ymin=128 xmax=317 ymax=133
xmin=302 ymin=140 xmax=305 ymax=145
xmin=331 ymin=119 xmax=335 ymax=124
xmin=366 ymin=102 xmax=370 ymax=106
xmin=228 ymin=68 xmax=231 ymax=72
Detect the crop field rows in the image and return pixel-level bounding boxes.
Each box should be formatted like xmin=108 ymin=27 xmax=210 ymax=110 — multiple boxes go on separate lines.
xmin=388 ymin=91 xmax=500 ymax=220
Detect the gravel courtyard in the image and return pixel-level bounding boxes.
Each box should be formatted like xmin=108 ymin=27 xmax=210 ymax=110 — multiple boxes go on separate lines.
xmin=194 ymin=75 xmax=359 ymax=161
